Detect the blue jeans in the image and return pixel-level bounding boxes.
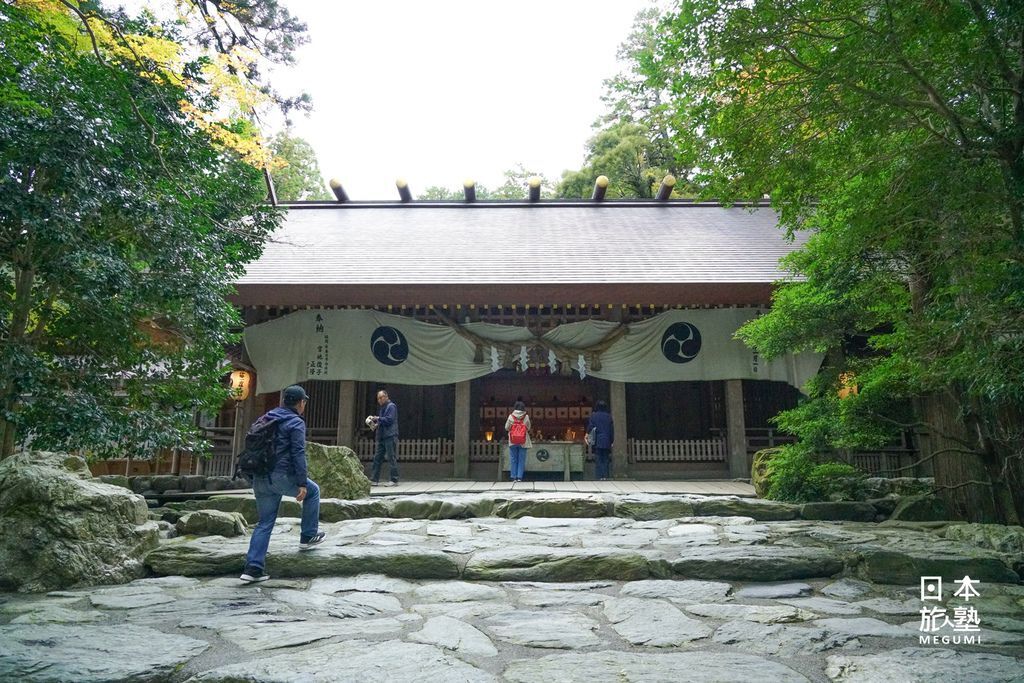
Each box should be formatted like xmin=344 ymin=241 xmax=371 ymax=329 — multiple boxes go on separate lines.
xmin=594 ymin=448 xmax=612 ymax=479
xmin=508 ymin=445 xmax=526 ymax=480
xmin=372 ymin=436 xmax=399 ymax=483
xmin=244 ymin=471 xmax=320 ymax=571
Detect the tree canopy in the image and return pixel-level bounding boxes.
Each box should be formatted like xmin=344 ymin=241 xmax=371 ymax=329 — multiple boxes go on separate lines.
xmin=270 ymin=131 xmax=331 ymax=201
xmin=0 ymin=1 xmax=305 ymax=458
xmin=627 ymin=0 xmax=1024 ymax=522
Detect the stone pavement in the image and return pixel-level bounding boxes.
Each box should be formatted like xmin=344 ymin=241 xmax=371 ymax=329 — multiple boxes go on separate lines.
xmin=2 ymin=492 xmax=1023 ymax=682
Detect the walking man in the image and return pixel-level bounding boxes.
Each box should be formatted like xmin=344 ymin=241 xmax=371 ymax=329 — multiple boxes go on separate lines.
xmin=370 ymin=389 xmax=399 ymax=486
xmin=240 ymin=385 xmax=326 ymax=583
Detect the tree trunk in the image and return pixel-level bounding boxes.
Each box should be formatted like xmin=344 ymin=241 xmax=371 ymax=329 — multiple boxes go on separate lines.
xmin=922 ymin=389 xmax=999 ymax=522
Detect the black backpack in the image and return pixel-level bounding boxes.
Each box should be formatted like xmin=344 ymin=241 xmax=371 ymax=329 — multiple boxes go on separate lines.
xmin=235 ymin=414 xmax=282 ymax=478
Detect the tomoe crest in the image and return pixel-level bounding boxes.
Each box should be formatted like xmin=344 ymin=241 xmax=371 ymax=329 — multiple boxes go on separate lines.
xmin=370 ymin=326 xmax=409 ymax=366
xmin=661 ymin=322 xmax=702 ymax=364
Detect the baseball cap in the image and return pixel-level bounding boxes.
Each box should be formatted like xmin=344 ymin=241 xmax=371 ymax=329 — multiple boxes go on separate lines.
xmin=282 ymin=385 xmax=309 ymax=405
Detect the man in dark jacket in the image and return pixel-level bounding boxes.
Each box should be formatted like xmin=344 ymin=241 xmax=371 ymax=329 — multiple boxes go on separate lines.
xmin=241 ymin=385 xmax=325 ymax=583
xmin=369 ymin=389 xmax=399 ymax=486
xmin=586 ymin=400 xmax=615 ymax=480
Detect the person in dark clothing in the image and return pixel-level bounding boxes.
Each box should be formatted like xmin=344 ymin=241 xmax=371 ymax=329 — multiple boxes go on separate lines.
xmin=586 ymin=400 xmax=615 ymax=480
xmin=241 ymin=385 xmax=325 ymax=583
xmin=369 ymin=389 xmax=399 ymax=486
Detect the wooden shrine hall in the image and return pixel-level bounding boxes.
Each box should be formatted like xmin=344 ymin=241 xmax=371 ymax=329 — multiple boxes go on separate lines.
xmin=211 ymin=194 xmax=822 ymax=481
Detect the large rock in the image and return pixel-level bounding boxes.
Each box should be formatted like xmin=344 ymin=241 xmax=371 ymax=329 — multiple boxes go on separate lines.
xmin=800 ymin=502 xmax=877 ymax=522
xmin=693 ymin=497 xmax=799 ymax=521
xmin=202 ymin=494 xmax=300 ymax=523
xmin=750 ymin=447 xmax=783 ymax=498
xmin=175 ymin=510 xmax=247 ymax=537
xmin=613 ymin=495 xmax=695 ymax=521
xmin=146 ymin=535 xmax=460 ymax=579
xmin=856 ymin=544 xmax=1019 ymax=584
xmin=463 ymin=546 xmax=653 ymax=581
xmin=319 ymin=498 xmax=389 ymax=522
xmin=672 ymin=545 xmax=844 ymax=581
xmin=941 ymin=523 xmax=1024 ymax=555
xmin=0 ymin=451 xmax=159 ymax=592
xmin=148 ymin=474 xmax=182 ymax=493
xmin=0 ymin=624 xmax=208 ymax=682
xmin=409 ymin=616 xmax=498 ymax=657
xmin=95 ymin=474 xmax=131 ymax=490
xmin=496 ymin=496 xmax=608 ymax=519
xmin=888 ymin=493 xmax=950 ymax=521
xmin=305 ymin=442 xmax=371 ymax=500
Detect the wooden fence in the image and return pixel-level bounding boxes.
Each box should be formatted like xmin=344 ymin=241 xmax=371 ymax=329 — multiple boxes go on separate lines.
xmin=355 ymin=438 xmax=453 ymax=463
xmin=627 ymin=438 xmax=728 ymax=462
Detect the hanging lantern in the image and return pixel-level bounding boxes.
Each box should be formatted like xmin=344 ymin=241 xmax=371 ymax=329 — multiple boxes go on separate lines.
xmin=229 ymin=369 xmax=252 ymax=401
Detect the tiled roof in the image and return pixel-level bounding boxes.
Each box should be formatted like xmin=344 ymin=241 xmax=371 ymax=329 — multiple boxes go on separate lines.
xmin=238 ymin=203 xmax=805 ymax=286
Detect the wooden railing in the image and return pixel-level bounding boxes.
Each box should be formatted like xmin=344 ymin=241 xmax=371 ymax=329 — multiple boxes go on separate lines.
xmin=470 ymin=440 xmax=504 ymax=462
xmin=355 ymin=438 xmax=453 ymax=463
xmin=627 ymin=438 xmax=727 ymax=462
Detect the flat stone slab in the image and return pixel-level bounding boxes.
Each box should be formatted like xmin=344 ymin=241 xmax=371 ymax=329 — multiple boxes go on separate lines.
xmin=503 ymin=651 xmax=811 ymax=682
xmin=188 ymin=613 xmax=408 ymax=651
xmin=812 ymin=617 xmax=916 ymax=639
xmin=856 ymin=544 xmax=1019 ymax=584
xmin=779 ymin=597 xmax=864 ymax=615
xmin=463 ymin=546 xmax=652 ymax=581
xmin=735 ymin=582 xmax=812 ymax=599
xmin=825 ymin=647 xmax=1024 ymax=682
xmin=713 ymin=620 xmax=857 ymax=657
xmin=687 ymin=602 xmax=817 ymax=623
xmin=409 ymin=615 xmax=498 ymax=657
xmin=603 ymin=597 xmax=711 ymax=646
xmin=187 ymin=639 xmax=495 ymax=682
xmin=672 ymin=545 xmax=844 ymax=581
xmin=483 ymin=610 xmax=601 ymax=649
xmin=147 ymin=537 xmax=460 ymax=579
xmin=0 ymin=624 xmax=208 ymax=682
xmin=412 ymin=581 xmax=506 ymax=603
xmin=620 ymin=579 xmax=733 ymax=603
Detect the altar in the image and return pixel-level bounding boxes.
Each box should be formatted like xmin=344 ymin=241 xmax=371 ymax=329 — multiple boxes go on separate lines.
xmin=500 ymin=441 xmax=585 ymax=482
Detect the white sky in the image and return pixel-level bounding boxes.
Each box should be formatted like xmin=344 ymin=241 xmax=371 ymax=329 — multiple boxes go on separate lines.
xmin=268 ymin=0 xmax=654 ymax=199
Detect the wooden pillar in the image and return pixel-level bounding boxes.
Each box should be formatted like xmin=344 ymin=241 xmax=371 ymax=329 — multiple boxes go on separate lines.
xmin=725 ymin=379 xmax=748 ymax=478
xmin=336 ymin=380 xmax=357 ymax=449
xmin=454 ymin=380 xmax=471 ymax=479
xmin=610 ymin=380 xmax=629 ymax=478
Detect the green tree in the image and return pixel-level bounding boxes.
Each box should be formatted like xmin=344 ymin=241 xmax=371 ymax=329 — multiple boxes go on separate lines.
xmin=634 ymin=0 xmax=1024 ymax=522
xmin=270 ymin=131 xmax=330 ymax=200
xmin=0 ymin=3 xmax=293 ymax=459
xmin=557 ymin=121 xmax=673 ymax=198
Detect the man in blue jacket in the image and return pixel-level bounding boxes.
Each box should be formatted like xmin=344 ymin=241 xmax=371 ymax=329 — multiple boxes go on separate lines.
xmin=369 ymin=389 xmax=399 ymax=486
xmin=587 ymin=400 xmax=615 ymax=480
xmin=241 ymin=385 xmax=325 ymax=583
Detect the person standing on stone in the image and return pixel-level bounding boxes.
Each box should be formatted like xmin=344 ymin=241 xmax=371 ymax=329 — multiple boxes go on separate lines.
xmin=369 ymin=389 xmax=399 ymax=486
xmin=504 ymin=400 xmax=532 ymax=482
xmin=240 ymin=385 xmax=326 ymax=583
xmin=587 ymin=400 xmax=614 ymax=480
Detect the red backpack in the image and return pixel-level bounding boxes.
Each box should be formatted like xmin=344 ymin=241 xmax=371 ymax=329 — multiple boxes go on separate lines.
xmin=509 ymin=415 xmax=528 ymax=445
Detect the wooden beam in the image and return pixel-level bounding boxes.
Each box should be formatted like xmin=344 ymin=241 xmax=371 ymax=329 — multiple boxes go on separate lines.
xmin=656 ymin=174 xmax=676 ymax=201
xmin=396 ymin=178 xmax=412 ymax=203
xmin=463 ymin=179 xmax=476 ymax=202
xmin=329 ymin=178 xmax=349 ymax=202
xmin=592 ymin=175 xmax=608 ymax=201
xmin=528 ymin=176 xmax=541 ymax=202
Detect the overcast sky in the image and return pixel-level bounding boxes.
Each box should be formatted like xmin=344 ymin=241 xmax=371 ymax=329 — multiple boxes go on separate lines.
xmin=265 ymin=0 xmax=654 ymax=199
